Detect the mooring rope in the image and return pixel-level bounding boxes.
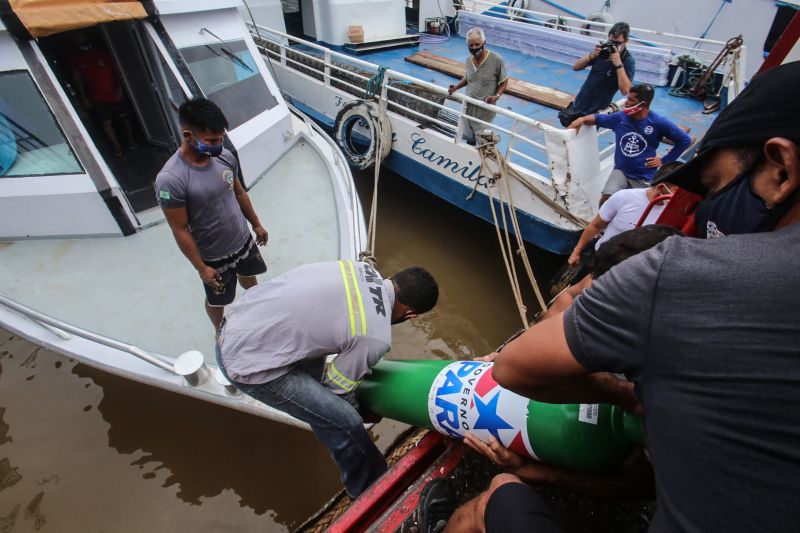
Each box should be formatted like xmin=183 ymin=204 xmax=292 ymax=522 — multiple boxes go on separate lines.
xmin=358 ymin=69 xmax=391 ymax=268
xmin=475 ymin=134 xmax=552 ymax=327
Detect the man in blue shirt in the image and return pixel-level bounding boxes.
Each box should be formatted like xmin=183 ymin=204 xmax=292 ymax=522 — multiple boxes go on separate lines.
xmin=558 ymin=22 xmax=635 ymax=127
xmin=569 ymin=84 xmax=692 ymax=205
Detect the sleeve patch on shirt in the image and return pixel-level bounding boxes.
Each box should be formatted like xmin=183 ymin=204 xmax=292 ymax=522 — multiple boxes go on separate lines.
xmin=159 ymin=190 xmax=171 ymax=200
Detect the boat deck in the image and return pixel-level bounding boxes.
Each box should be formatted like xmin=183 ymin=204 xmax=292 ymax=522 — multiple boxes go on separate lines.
xmin=0 ymin=140 xmax=341 ymax=362
xmin=332 ymin=34 xmax=716 ymax=163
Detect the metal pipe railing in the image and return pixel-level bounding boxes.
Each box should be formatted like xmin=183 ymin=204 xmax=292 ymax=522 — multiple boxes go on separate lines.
xmin=460 ymin=0 xmax=730 ymax=48
xmin=0 ymin=292 xmax=175 ymax=373
xmin=599 ymin=144 xmax=615 ymax=159
xmin=287 ymin=103 xmax=366 ymax=258
xmin=252 ymin=24 xmax=564 ymax=135
xmin=250 ymin=23 xmax=636 ymax=192
xmin=254 ymin=25 xmax=562 ymax=178
xmin=509 ymin=148 xmax=550 ymax=171
xmin=485 ymin=18 xmax=724 ymax=60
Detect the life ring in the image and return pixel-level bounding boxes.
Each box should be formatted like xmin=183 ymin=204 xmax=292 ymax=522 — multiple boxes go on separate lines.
xmin=507 ymin=0 xmax=529 ymax=22
xmin=333 ymin=100 xmax=392 ymax=170
xmin=581 ymin=11 xmax=614 ymax=37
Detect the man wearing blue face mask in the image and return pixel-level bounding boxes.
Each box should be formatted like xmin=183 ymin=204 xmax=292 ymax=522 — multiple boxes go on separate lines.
xmin=469 ymin=62 xmax=800 ymax=533
xmin=155 ymin=98 xmax=268 ymax=332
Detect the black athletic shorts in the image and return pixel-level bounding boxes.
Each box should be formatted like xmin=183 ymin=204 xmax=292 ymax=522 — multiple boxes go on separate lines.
xmin=203 ymin=237 xmax=267 ymax=307
xmin=484 ymin=483 xmax=564 ymax=533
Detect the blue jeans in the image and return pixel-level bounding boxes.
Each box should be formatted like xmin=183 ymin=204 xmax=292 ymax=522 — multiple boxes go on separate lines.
xmin=216 ymin=344 xmax=387 ymax=497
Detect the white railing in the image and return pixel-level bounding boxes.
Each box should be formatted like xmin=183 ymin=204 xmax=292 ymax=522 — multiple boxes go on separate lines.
xmin=456 ymin=0 xmax=745 ymax=100
xmin=0 ymin=291 xmax=176 ymax=373
xmin=287 ymin=103 xmax=367 ymax=259
xmin=250 ymin=24 xmax=565 ymax=184
xmin=458 ymin=0 xmax=740 ymax=63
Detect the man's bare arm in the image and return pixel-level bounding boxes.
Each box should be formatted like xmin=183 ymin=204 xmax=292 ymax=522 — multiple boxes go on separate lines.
xmin=496 ymin=78 xmax=508 ymax=97
xmin=568 ymin=114 xmax=597 ymax=133
xmin=568 ymin=215 xmax=608 ymax=267
xmin=572 ymin=45 xmax=601 ymax=71
xmin=491 ymin=312 xmax=637 ymax=408
xmin=233 ymin=177 xmax=268 ymax=245
xmin=616 ymin=64 xmax=632 ymax=95
xmin=464 ymin=433 xmax=653 ymax=499
xmin=541 ymin=275 xmax=592 ymax=320
xmin=448 ymin=77 xmax=468 ymax=95
xmin=609 ymin=49 xmax=632 ymax=95
xmin=162 ymin=206 xmax=220 ymax=288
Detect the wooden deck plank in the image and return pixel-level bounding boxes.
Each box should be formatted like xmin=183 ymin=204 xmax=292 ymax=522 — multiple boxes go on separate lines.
xmin=405 ymin=50 xmax=573 ymax=110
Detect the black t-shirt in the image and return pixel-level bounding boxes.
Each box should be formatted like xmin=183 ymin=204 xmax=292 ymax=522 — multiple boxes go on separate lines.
xmin=573 ymin=49 xmax=635 ymax=115
xmin=564 ymin=225 xmax=800 ymax=532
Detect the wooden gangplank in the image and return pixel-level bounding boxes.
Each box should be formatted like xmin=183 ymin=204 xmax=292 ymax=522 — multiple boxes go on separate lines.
xmin=405 ymin=50 xmax=573 ymax=110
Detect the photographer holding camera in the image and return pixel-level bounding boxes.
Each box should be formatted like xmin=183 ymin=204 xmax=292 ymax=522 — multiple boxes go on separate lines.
xmin=558 ymin=22 xmax=635 ymax=127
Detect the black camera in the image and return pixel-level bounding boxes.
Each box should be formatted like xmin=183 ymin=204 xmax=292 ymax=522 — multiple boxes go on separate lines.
xmin=598 ymin=40 xmax=618 ymax=59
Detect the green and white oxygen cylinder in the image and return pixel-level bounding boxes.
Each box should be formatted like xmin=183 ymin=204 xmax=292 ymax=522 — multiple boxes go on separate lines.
xmin=356 ymin=359 xmax=644 ymax=472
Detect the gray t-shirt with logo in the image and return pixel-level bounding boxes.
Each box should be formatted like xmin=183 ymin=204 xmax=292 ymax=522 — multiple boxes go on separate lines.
xmin=154 ymin=149 xmax=250 ymax=261
xmin=563 ymin=225 xmax=800 ymax=532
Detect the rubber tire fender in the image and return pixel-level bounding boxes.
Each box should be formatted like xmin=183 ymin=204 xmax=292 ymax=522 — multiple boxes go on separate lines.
xmin=333 ymin=100 xmax=392 ymax=170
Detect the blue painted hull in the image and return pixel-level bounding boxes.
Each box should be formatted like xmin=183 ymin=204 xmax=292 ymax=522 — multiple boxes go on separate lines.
xmin=290 ymin=98 xmax=580 ymax=255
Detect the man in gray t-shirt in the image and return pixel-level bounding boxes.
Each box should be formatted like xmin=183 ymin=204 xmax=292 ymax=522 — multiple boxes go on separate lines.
xmin=459 ymin=63 xmax=800 ymax=532
xmin=448 ymin=27 xmax=508 ymax=145
xmin=218 ymin=261 xmax=439 ymax=497
xmin=155 ymin=98 xmax=268 ymax=332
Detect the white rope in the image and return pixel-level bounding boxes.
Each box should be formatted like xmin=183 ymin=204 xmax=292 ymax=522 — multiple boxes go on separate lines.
xmin=358 ymin=94 xmax=391 ymax=267
xmin=482 ymin=154 xmax=529 ymax=328
xmin=476 ymin=134 xmax=549 ymax=328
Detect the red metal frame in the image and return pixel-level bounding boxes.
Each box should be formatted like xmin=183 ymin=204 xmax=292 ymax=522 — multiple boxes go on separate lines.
xmin=370 ymin=441 xmax=468 ymax=532
xmin=634 ymin=193 xmax=673 ymax=228
xmin=328 ymin=432 xmax=452 ymax=533
xmin=632 ymin=187 xmax=703 ymax=233
xmin=758 ymin=9 xmax=800 ymax=74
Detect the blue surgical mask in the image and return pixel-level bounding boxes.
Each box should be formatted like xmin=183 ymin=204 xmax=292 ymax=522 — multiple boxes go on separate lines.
xmin=694 ymin=164 xmax=787 ymax=239
xmin=187 ymin=132 xmax=223 ymax=157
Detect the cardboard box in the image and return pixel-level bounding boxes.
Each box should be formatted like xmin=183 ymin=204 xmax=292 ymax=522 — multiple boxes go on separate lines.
xmin=348 ymin=25 xmax=364 ymax=44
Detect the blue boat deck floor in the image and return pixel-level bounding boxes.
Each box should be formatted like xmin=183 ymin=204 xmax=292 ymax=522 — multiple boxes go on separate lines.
xmin=319 ymin=35 xmax=716 ymax=171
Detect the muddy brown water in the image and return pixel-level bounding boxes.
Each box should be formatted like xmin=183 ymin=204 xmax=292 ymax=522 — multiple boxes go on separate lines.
xmin=0 ymin=169 xmax=563 ymax=532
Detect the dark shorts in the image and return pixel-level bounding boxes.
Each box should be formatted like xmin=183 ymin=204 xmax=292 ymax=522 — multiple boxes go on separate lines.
xmin=484 ymin=483 xmax=564 ymax=533
xmin=92 ymin=99 xmax=130 ymax=122
xmin=203 ymin=238 xmax=267 ymax=307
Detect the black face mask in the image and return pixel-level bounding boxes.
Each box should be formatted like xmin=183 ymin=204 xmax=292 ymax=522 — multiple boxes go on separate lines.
xmin=694 ymin=163 xmax=788 ymax=238
xmin=469 ymin=45 xmax=484 ymax=57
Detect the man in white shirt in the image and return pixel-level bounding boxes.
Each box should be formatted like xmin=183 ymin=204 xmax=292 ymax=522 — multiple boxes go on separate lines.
xmin=567 ymin=169 xmax=677 ymax=267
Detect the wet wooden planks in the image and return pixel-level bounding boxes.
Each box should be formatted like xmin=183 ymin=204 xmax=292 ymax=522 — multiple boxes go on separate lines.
xmin=405 ymin=50 xmax=574 ymax=110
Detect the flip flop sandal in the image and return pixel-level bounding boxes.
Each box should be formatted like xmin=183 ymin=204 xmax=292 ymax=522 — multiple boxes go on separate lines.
xmin=416 ymin=478 xmax=455 ymax=533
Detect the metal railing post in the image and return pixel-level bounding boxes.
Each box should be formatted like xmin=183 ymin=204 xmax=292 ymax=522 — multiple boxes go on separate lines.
xmin=324 ymin=49 xmax=331 ymax=87
xmin=505 ymin=119 xmax=518 ymax=159
xmin=454 ymin=98 xmax=467 ymax=143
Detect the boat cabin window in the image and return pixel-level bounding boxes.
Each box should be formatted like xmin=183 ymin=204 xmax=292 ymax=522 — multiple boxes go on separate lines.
xmin=180 ymin=40 xmax=278 ymax=129
xmin=0 ymin=71 xmax=83 ymax=177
